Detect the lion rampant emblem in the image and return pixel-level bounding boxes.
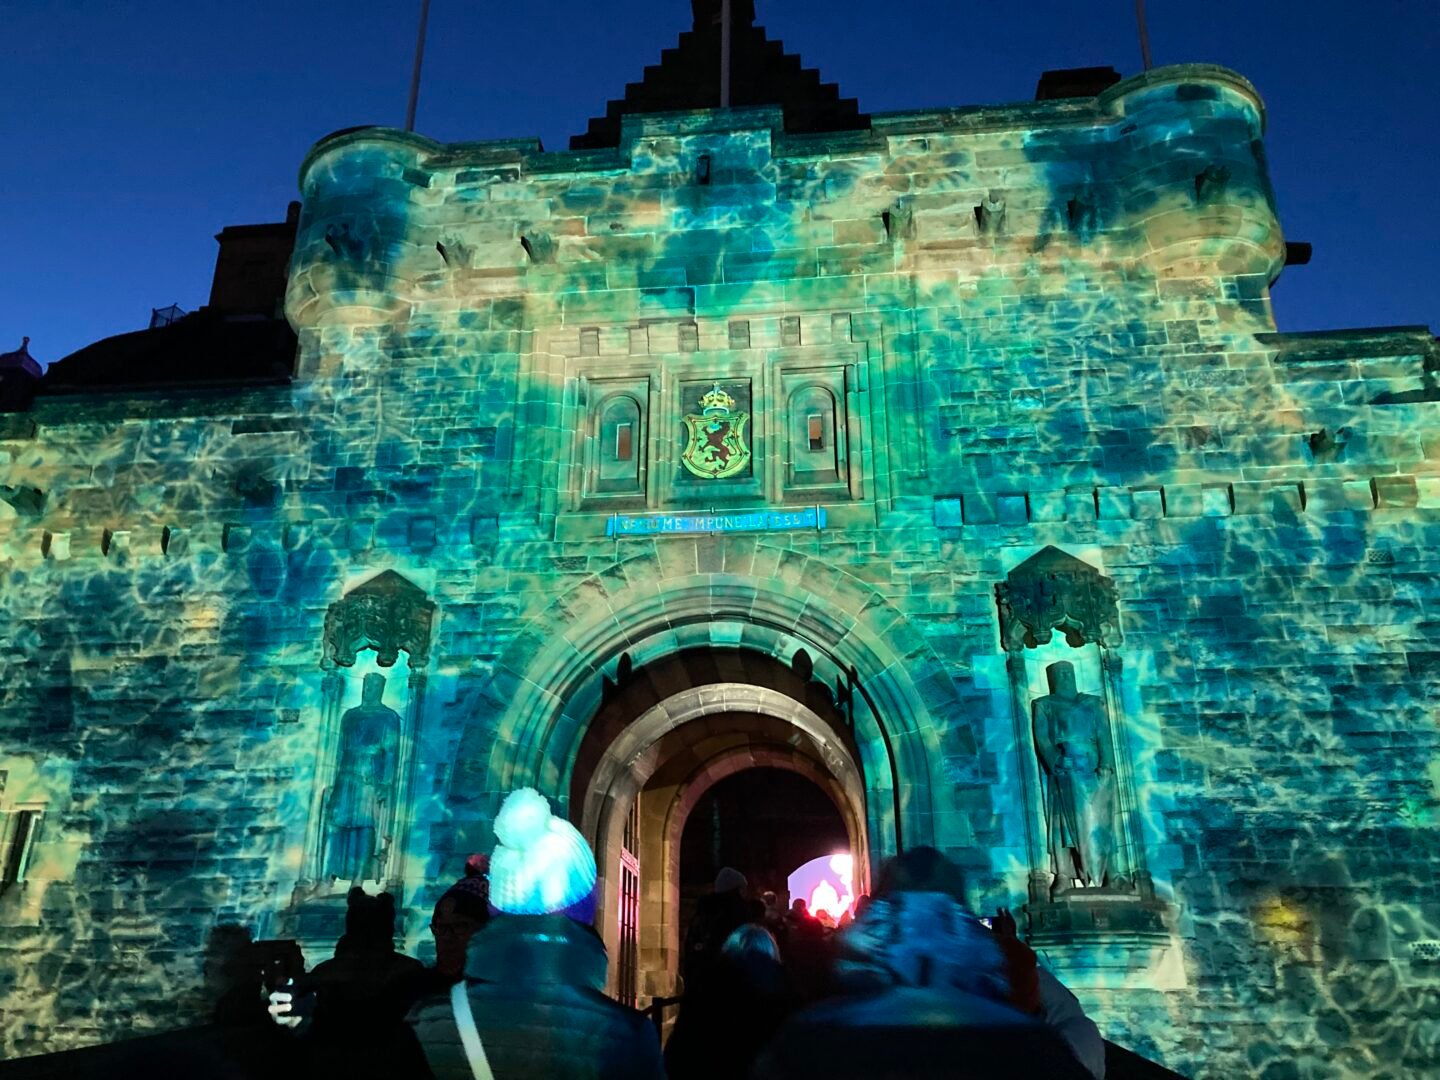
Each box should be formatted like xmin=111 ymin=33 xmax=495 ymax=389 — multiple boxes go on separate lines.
xmin=681 ymin=383 xmax=751 ymax=480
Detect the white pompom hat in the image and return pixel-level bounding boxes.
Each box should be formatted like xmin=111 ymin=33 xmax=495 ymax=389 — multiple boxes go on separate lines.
xmin=487 ymin=788 xmax=598 ymax=922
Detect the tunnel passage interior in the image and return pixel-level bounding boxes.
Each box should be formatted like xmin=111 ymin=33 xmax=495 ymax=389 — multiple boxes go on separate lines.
xmin=570 ymin=648 xmax=871 ymax=1004
xmin=677 ymin=767 xmax=850 ymax=934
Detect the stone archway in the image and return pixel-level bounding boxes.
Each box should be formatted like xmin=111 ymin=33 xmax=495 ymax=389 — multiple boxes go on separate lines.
xmin=574 ymin=667 xmax=870 ymax=998
xmin=642 ymin=742 xmax=863 ymax=998
xmin=446 ymin=539 xmax=985 ymax=1003
xmin=451 ymin=540 xmax=976 ymax=855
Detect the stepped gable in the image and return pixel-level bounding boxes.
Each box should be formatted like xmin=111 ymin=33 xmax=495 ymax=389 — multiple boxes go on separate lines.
xmin=571 ymin=0 xmax=868 ymax=149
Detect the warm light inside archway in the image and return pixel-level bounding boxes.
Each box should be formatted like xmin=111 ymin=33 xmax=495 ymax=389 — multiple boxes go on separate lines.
xmin=787 ymin=852 xmax=856 ymax=923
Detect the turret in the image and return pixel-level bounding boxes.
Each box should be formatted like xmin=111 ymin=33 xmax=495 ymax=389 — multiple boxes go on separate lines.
xmin=286 ymin=129 xmax=443 ymax=335
xmin=1099 ymin=64 xmax=1285 ymax=282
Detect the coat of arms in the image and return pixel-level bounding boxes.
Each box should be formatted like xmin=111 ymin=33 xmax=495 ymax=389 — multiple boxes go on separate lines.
xmin=681 ymin=383 xmax=751 ymax=479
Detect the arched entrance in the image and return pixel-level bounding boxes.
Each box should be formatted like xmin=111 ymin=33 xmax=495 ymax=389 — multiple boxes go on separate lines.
xmin=451 ymin=541 xmax=983 ymax=1002
xmin=677 ymin=769 xmax=851 ymax=911
xmin=574 ymin=649 xmax=869 ymax=1000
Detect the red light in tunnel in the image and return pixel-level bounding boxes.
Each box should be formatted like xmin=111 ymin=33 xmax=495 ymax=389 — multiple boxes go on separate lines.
xmin=790 ymin=853 xmax=856 ymax=922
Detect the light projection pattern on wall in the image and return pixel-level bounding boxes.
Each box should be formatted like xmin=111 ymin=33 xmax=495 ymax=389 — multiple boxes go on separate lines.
xmin=0 ymin=63 xmax=1435 ymax=1080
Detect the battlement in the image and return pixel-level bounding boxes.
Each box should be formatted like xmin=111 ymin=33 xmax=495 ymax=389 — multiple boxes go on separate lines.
xmin=286 ymin=64 xmax=1283 ymax=336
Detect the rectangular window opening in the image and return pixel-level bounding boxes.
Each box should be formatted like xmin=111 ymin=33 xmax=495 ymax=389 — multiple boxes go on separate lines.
xmin=615 ymin=423 xmax=633 ymax=462
xmin=807 ymin=413 xmax=825 ymax=452
xmin=3 ymin=810 xmax=41 ymax=887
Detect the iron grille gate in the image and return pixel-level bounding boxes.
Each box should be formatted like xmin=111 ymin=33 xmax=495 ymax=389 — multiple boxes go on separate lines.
xmin=617 ymin=798 xmax=641 ymax=1007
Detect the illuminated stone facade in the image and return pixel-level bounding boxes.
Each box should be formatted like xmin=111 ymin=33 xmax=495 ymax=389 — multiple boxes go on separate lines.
xmin=2 ymin=58 xmax=1439 ymax=1078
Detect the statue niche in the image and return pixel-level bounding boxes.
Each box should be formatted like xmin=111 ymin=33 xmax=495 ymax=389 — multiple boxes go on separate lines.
xmin=996 ymin=546 xmax=1150 ymax=904
xmin=323 ymin=672 xmax=402 ymax=881
xmin=1032 ymin=660 xmax=1115 ymax=893
xmin=299 ymin=570 xmax=437 ymax=894
xmin=996 ymin=547 xmax=1173 ymax=967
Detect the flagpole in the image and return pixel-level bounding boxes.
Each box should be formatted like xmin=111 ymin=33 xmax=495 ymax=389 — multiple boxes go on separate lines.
xmin=1135 ymin=0 xmax=1154 ymax=71
xmin=405 ymin=0 xmax=433 ymax=131
xmin=719 ymin=0 xmax=732 ymax=107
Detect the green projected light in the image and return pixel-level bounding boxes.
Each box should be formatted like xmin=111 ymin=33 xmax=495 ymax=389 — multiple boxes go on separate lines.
xmin=0 ymin=61 xmax=1436 ymax=1079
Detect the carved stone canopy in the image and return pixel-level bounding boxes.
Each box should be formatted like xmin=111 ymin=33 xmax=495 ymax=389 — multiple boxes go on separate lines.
xmin=996 ymin=547 xmax=1122 ymax=652
xmin=323 ymin=570 xmax=436 ymax=669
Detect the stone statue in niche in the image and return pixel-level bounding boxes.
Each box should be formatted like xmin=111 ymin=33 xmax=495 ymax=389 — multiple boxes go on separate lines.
xmin=324 ymin=673 xmax=402 ymax=881
xmin=1031 ymin=660 xmax=1115 ymax=894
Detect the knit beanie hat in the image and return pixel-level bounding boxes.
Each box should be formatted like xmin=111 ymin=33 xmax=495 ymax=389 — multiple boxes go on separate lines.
xmin=487 ymin=789 xmax=597 ymax=924
xmin=435 ymin=854 xmax=491 ymax=923
xmin=449 ymin=854 xmax=491 ymax=902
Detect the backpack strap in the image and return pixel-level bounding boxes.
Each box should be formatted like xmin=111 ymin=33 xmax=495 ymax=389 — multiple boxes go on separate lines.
xmin=450 ymin=981 xmax=496 ymax=1080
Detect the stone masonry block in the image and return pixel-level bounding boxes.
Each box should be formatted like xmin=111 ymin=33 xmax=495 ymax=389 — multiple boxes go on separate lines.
xmin=1064 ymin=488 xmax=1097 ymax=520
xmin=1132 ymin=487 xmax=1165 ymax=519
xmin=1417 ymin=475 xmax=1440 ymax=507
xmin=1097 ymin=487 xmax=1131 ymax=520
xmin=101 ymin=529 xmax=130 ymax=560
xmin=1165 ymin=485 xmax=1202 ymax=517
xmin=41 ymin=530 xmax=69 ymax=560
xmin=1202 ymin=484 xmax=1234 ymax=517
xmin=1230 ymin=482 xmax=1266 ymax=516
xmin=1268 ymin=483 xmax=1305 ymax=514
xmin=961 ymin=493 xmax=998 ymax=525
xmin=221 ymin=524 xmax=251 ymax=552
xmin=996 ymin=494 xmax=1029 ymax=525
xmin=1306 ymin=479 xmax=1376 ymax=513
xmin=1029 ymin=490 xmax=1066 ymax=523
xmin=1373 ymin=475 xmax=1418 ymax=508
xmin=347 ymin=520 xmax=375 ymax=551
xmin=408 ymin=516 xmax=438 ymax=551
xmin=833 ymin=218 xmax=885 ymax=246
xmin=161 ymin=526 xmax=188 ymax=557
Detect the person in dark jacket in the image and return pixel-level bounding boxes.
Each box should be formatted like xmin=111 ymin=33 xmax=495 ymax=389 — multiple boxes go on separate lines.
xmin=782 ymin=897 xmax=835 ymax=1005
xmin=753 ymin=847 xmax=1091 ymax=1080
xmin=428 ymin=854 xmax=492 ymax=983
xmin=680 ymin=866 xmax=751 ymax=997
xmin=406 ymin=788 xmax=664 ymax=1080
xmin=664 ymin=922 xmax=792 ymax=1079
xmin=267 ymin=888 xmax=430 ymax=1077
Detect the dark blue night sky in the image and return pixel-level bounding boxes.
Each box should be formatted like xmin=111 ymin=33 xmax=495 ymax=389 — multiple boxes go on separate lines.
xmin=3 ymin=0 xmax=1435 ymax=365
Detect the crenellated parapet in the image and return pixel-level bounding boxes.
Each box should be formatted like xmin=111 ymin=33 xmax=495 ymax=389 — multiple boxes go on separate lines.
xmin=285 ymin=64 xmax=1287 ymax=370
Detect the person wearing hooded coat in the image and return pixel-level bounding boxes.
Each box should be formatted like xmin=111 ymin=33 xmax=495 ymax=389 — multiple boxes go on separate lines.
xmin=752 ymin=847 xmax=1093 ymax=1080
xmin=406 ymin=789 xmax=664 ymax=1080
xmin=664 ymin=922 xmax=793 ymax=1079
xmin=679 ymin=865 xmax=751 ymax=998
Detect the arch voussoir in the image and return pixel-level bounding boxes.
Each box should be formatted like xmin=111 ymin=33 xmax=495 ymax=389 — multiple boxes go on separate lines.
xmin=463 ymin=543 xmax=975 ymax=853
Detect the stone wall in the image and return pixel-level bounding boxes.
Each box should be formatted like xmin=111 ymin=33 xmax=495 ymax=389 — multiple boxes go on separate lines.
xmin=1 ymin=63 xmax=1437 ymax=1077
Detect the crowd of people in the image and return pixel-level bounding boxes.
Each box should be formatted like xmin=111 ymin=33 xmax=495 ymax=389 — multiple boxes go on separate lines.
xmin=256 ymin=788 xmax=1106 ymax=1079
